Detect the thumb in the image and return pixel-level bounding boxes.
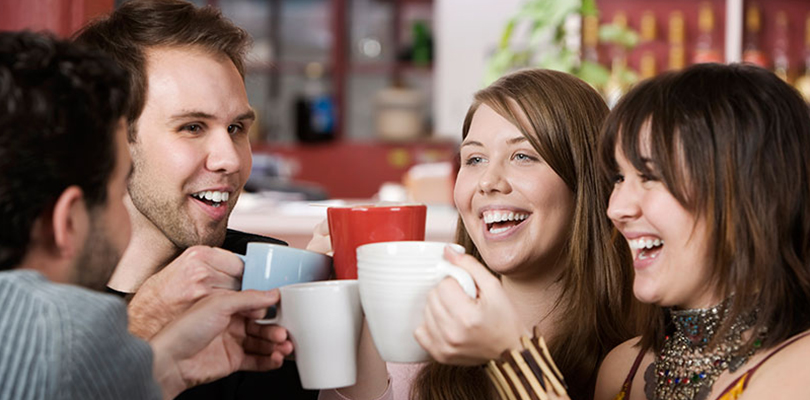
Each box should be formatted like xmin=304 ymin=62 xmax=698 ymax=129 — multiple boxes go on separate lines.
xmin=443 ymin=246 xmax=501 ymax=292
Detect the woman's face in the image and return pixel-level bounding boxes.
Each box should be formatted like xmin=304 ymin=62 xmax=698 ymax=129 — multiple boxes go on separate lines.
xmin=454 ymin=104 xmax=574 ymax=278
xmin=607 ymin=134 xmax=717 ymax=309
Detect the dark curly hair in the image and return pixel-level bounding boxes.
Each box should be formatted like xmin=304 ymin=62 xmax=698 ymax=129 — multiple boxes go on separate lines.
xmin=0 ymin=31 xmax=129 ymax=271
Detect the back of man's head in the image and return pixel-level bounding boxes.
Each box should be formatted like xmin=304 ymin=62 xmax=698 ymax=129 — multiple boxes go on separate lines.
xmin=74 ymin=0 xmax=251 ymax=142
xmin=0 ymin=31 xmax=129 ymax=271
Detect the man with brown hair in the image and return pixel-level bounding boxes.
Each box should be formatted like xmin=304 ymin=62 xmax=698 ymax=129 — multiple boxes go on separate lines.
xmin=74 ymin=1 xmax=316 ymax=398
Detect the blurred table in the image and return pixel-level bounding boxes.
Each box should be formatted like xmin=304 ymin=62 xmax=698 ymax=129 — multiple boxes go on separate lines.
xmin=228 ymin=193 xmax=459 ymax=249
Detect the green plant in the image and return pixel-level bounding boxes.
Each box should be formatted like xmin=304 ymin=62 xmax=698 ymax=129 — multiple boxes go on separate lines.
xmin=484 ymin=0 xmax=639 ymax=90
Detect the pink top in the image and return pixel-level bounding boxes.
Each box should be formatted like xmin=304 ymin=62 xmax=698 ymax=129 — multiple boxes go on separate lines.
xmin=318 ymin=362 xmax=426 ymax=400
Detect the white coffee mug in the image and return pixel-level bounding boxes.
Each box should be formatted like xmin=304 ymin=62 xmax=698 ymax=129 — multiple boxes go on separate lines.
xmin=356 ymin=241 xmax=476 ymax=363
xmin=261 ymin=280 xmax=362 ymax=389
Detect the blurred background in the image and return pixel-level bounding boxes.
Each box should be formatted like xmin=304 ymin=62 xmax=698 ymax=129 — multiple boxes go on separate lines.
xmin=3 ymin=0 xmax=810 ymax=246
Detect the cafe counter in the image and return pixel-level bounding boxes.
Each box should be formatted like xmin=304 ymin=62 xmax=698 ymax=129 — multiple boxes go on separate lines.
xmin=228 ymin=194 xmax=459 ymax=249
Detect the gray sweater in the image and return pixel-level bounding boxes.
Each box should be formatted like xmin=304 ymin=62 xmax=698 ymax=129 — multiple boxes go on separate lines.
xmin=0 ymin=270 xmax=161 ymax=399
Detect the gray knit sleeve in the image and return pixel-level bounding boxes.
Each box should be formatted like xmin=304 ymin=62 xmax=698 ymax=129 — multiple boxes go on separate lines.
xmin=0 ymin=271 xmax=162 ymax=400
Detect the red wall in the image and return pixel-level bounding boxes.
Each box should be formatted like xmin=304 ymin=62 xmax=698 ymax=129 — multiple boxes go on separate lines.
xmin=253 ymin=141 xmax=458 ymax=199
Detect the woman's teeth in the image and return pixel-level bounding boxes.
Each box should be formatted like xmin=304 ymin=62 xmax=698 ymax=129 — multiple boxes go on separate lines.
xmin=191 ymin=190 xmax=229 ymax=207
xmin=628 ymin=238 xmax=664 ymax=250
xmin=482 ymin=210 xmax=529 ymax=234
xmin=628 ymin=238 xmax=664 ymax=260
xmin=483 ymin=211 xmax=528 ymax=224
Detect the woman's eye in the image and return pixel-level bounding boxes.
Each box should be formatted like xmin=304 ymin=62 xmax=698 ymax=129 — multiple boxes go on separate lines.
xmin=612 ymin=174 xmax=625 ymax=185
xmin=465 ymin=156 xmax=485 ymax=166
xmin=514 ymin=153 xmax=536 ymax=162
xmin=639 ymin=173 xmax=658 ymax=182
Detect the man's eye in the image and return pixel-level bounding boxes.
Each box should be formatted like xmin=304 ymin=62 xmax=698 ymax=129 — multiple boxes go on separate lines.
xmin=228 ymin=124 xmax=243 ymax=134
xmin=182 ymin=124 xmax=202 ymax=133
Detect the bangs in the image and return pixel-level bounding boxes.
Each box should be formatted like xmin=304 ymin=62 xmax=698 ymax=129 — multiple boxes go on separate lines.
xmin=599 ymin=72 xmax=698 ymax=211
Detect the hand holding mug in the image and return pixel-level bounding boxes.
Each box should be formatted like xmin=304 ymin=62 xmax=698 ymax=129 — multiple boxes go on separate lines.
xmin=357 ymin=241 xmax=476 ymax=363
xmin=149 ymin=289 xmax=289 ymax=399
xmin=414 ymin=247 xmax=529 ymax=366
xmin=128 ymin=246 xmax=243 ymax=340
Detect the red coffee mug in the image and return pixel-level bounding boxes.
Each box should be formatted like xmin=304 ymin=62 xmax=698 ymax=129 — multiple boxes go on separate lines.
xmin=327 ymin=204 xmax=427 ymax=279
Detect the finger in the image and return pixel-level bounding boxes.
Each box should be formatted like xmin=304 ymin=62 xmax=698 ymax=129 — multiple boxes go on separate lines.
xmin=243 ymin=336 xmax=281 ymax=356
xmin=426 ymin=283 xmax=459 ymax=331
xmin=274 ymin=340 xmax=294 ymax=356
xmin=212 ymin=290 xmax=280 ymax=317
xmin=434 ymin=276 xmax=477 ymax=315
xmin=240 ymin=353 xmax=284 ymax=372
xmin=443 ymin=247 xmax=501 ymax=291
xmin=306 ymin=219 xmax=333 ymax=255
xmin=315 ymin=218 xmax=330 ymax=235
xmin=190 ymin=245 xmax=246 ymax=279
xmin=416 ymin=298 xmax=442 ymax=353
xmin=247 ymin=323 xmax=288 ymax=343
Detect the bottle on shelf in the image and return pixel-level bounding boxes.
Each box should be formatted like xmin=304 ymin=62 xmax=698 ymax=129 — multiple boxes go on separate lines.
xmin=294 ymin=62 xmax=336 ymax=143
xmin=668 ymin=11 xmax=686 ymax=71
xmin=639 ymin=11 xmax=657 ymax=80
xmin=742 ymin=3 xmax=769 ymax=68
xmin=773 ymin=11 xmax=790 ymax=82
xmin=694 ymin=2 xmax=723 ymax=64
xmin=582 ymin=14 xmax=600 ymax=64
xmin=794 ymin=13 xmax=810 ymax=102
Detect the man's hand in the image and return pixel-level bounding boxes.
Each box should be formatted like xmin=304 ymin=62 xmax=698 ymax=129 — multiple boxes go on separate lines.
xmin=305 ymin=218 xmax=333 ymax=256
xmin=414 ymin=247 xmax=529 ymax=365
xmin=128 ymin=246 xmax=243 ymax=340
xmin=150 ymin=289 xmax=294 ymax=399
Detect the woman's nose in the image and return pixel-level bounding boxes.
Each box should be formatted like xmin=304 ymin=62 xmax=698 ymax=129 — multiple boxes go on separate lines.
xmin=477 ymin=163 xmax=510 ymax=194
xmin=607 ymin=183 xmax=641 ymax=223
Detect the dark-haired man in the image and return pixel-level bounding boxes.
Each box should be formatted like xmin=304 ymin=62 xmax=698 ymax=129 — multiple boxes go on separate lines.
xmin=74 ymin=0 xmax=316 ymax=398
xmin=0 ymin=30 xmax=287 ymax=399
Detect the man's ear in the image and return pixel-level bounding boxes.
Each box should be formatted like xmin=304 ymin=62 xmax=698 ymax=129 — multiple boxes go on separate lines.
xmin=50 ymin=186 xmax=90 ymax=260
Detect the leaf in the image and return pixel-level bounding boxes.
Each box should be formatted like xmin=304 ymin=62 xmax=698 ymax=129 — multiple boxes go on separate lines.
xmin=581 ymin=0 xmax=598 ymax=16
xmin=499 ymin=18 xmax=517 ymax=49
xmin=577 ymin=60 xmax=610 ymax=87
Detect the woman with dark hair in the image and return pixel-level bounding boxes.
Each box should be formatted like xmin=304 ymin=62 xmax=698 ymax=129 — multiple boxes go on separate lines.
xmin=316 ymin=68 xmax=640 ymax=400
xmin=593 ymin=63 xmax=810 ymax=400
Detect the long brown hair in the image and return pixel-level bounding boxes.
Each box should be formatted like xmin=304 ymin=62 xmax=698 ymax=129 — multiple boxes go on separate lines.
xmin=73 ymin=0 xmax=251 ymax=142
xmin=413 ymin=69 xmax=639 ymax=400
xmin=599 ymin=63 xmax=810 ymax=353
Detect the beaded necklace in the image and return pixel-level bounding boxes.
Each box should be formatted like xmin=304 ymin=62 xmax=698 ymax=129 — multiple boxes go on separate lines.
xmin=643 ymin=300 xmax=764 ymax=400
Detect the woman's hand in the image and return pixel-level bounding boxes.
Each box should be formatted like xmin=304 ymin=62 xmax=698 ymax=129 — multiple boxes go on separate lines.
xmin=306 ymin=218 xmax=333 ymax=256
xmin=414 ymin=247 xmax=529 ymax=366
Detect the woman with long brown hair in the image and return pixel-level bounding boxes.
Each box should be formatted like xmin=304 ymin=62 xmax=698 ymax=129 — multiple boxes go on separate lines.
xmin=317 ymin=68 xmax=639 ymax=400
xmin=593 ymin=63 xmax=810 ymax=400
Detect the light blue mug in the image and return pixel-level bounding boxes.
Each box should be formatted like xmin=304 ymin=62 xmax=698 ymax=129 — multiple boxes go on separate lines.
xmin=239 ymin=242 xmax=333 ymax=320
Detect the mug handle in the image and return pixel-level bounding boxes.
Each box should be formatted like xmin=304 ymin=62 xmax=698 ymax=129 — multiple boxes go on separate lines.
xmin=254 ymin=312 xmax=281 ymax=325
xmin=435 ymin=260 xmax=477 ymax=298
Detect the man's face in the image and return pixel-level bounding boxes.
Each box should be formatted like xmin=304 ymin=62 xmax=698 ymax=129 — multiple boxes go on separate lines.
xmin=128 ymin=46 xmax=254 ymax=249
xmin=73 ymin=120 xmax=132 ymax=291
